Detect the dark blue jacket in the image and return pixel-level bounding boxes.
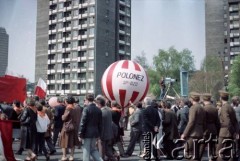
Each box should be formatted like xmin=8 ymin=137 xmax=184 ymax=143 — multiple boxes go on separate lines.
xmin=54 ymin=104 xmax=66 ymax=129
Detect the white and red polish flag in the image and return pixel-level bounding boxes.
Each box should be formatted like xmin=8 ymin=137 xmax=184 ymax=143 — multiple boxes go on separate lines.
xmin=35 ymin=78 xmax=47 ymax=99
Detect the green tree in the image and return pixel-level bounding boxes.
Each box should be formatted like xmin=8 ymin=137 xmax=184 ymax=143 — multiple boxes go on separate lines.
xmin=149 ymin=46 xmax=195 ymax=97
xmin=133 ymin=51 xmax=149 ymax=70
xmin=228 ymin=55 xmax=240 ymax=96
xmin=189 ymin=54 xmax=224 ymax=99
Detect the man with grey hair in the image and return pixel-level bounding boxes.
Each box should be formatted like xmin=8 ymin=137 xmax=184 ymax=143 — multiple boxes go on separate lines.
xmin=142 ymin=97 xmax=161 ymax=160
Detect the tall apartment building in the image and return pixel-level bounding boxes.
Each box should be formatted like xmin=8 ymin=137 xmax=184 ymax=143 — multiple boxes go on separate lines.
xmin=0 ymin=27 xmax=9 ymax=76
xmin=205 ymin=0 xmax=240 ymax=74
xmin=35 ymin=0 xmax=131 ymax=97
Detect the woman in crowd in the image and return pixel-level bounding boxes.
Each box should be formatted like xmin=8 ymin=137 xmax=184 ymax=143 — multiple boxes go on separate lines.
xmin=20 ymin=98 xmax=37 ymax=161
xmin=59 ymin=96 xmax=80 ymax=161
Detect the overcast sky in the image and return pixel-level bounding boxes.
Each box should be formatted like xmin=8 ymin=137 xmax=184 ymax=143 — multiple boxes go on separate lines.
xmin=0 ymin=0 xmax=205 ymax=82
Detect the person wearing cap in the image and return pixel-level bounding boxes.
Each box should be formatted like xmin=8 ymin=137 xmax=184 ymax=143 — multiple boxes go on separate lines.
xmin=79 ymin=93 xmax=103 ymax=161
xmin=199 ymin=93 xmax=220 ymax=160
xmin=59 ymin=96 xmax=80 ymax=161
xmin=181 ymin=92 xmax=206 ymax=161
xmin=217 ymin=90 xmax=239 ymax=161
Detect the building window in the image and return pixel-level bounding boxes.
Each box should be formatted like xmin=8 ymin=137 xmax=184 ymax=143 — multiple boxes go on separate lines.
xmin=73 ymin=0 xmax=78 ymax=6
xmin=71 ymin=72 xmax=78 ymax=79
xmin=89 ymin=17 xmax=95 ymax=24
xmin=88 ymin=83 xmax=94 ymax=90
xmin=72 ymin=51 xmax=78 ymax=58
xmin=72 ymin=30 xmax=78 ymax=37
xmin=62 ymin=84 xmax=70 ymax=90
xmin=48 ymin=85 xmax=55 ymax=90
xmin=57 ymin=33 xmax=62 ymax=39
xmin=49 ymin=44 xmax=56 ymax=50
xmin=78 ymin=62 xmax=86 ymax=68
xmin=57 ymin=23 xmax=63 ymax=29
xmin=89 ymin=6 xmax=95 ymax=13
xmin=57 ymin=43 xmax=62 ymax=50
xmin=62 ymin=52 xmax=70 ymax=58
xmin=57 ymin=53 xmax=62 ymax=60
xmin=56 ymin=73 xmax=61 ymax=80
xmin=57 ymin=63 xmax=62 ymax=70
xmin=78 ymin=83 xmax=86 ymax=90
xmin=73 ymin=9 xmax=79 ymax=17
xmin=72 ymin=20 xmax=78 ymax=27
xmin=79 ymin=51 xmax=86 ymax=57
xmin=88 ymin=50 xmax=94 ymax=57
xmin=57 ymin=84 xmax=62 ymax=90
xmin=78 ymin=73 xmax=86 ymax=80
xmin=225 ymin=56 xmax=229 ymax=61
xmin=88 ymin=60 xmax=94 ymax=68
xmin=62 ymin=73 xmax=70 ymax=80
xmin=71 ymin=83 xmax=78 ymax=90
xmin=88 ymin=28 xmax=94 ymax=35
xmin=57 ymin=13 xmax=63 ymax=19
xmin=88 ymin=72 xmax=94 ymax=79
xmin=72 ymin=41 xmax=78 ymax=48
xmin=89 ymin=39 xmax=94 ymax=46
xmin=224 ymin=39 xmax=227 ymax=43
xmin=71 ymin=62 xmax=78 ymax=69
xmin=58 ymin=3 xmax=64 ymax=9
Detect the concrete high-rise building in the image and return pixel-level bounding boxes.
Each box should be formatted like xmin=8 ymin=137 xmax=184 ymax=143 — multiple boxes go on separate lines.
xmin=205 ymin=0 xmax=240 ymax=73
xmin=0 ymin=27 xmax=9 ymax=76
xmin=35 ymin=0 xmax=131 ymax=97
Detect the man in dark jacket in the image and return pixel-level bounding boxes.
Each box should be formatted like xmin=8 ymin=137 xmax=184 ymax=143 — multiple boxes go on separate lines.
xmin=142 ymin=97 xmax=161 ymax=161
xmin=79 ymin=94 xmax=103 ymax=161
xmin=177 ymin=98 xmax=189 ymax=135
xmin=53 ymin=97 xmax=66 ymax=146
xmin=95 ymin=96 xmax=116 ymax=161
xmin=125 ymin=102 xmax=143 ymax=156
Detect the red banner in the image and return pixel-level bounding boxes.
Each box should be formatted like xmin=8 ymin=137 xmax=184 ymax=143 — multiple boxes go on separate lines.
xmin=0 ymin=120 xmax=16 ymax=161
xmin=0 ymin=75 xmax=26 ymax=103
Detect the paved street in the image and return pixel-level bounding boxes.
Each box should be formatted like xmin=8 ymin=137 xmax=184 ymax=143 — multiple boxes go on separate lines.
xmin=13 ymin=130 xmax=211 ymax=161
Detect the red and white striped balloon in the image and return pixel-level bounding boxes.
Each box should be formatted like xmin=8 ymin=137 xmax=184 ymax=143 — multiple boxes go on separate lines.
xmin=101 ymin=60 xmax=149 ymax=107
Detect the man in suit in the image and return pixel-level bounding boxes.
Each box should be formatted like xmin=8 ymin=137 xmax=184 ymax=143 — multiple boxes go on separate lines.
xmin=177 ymin=98 xmax=190 ymax=135
xmin=79 ymin=94 xmax=103 ymax=161
xmin=181 ymin=92 xmax=206 ymax=161
xmin=125 ymin=102 xmax=143 ymax=156
xmin=162 ymin=101 xmax=179 ymax=159
xmin=95 ymin=96 xmax=116 ymax=161
xmin=142 ymin=97 xmax=161 ymax=161
xmin=217 ymin=91 xmax=239 ymax=161
xmin=199 ymin=93 xmax=220 ymax=161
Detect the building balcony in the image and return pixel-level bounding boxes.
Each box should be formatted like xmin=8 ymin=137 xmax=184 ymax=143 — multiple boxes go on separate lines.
xmin=48 ymin=59 xmax=56 ymax=64
xmin=119 ymin=10 xmax=125 ymax=15
xmin=48 ymin=49 xmax=57 ymax=54
xmin=89 ymin=13 xmax=95 ymax=16
xmin=126 ymin=42 xmax=131 ymax=46
xmin=119 ymin=40 xmax=125 ymax=44
xmin=49 ymin=19 xmax=57 ymax=24
xmin=77 ymin=68 xmax=87 ymax=72
xmin=119 ymin=30 xmax=125 ymax=34
xmin=66 ymin=17 xmax=72 ymax=21
xmin=66 ymin=6 xmax=72 ymax=11
xmin=119 ymin=20 xmax=125 ymax=24
xmin=82 ymin=13 xmax=88 ymax=18
xmin=89 ymin=23 xmax=95 ymax=27
xmin=119 ymin=50 xmax=125 ymax=54
xmin=79 ymin=24 xmax=88 ymax=29
xmin=78 ymin=57 xmax=87 ymax=61
xmin=230 ymin=41 xmax=240 ymax=46
xmin=82 ymin=3 xmax=88 ymax=7
xmin=47 ymin=69 xmax=56 ymax=74
xmin=49 ymin=9 xmax=57 ymax=15
xmin=48 ymin=29 xmax=57 ymax=34
xmin=88 ymin=90 xmax=94 ymax=93
xmin=229 ymin=7 xmax=239 ymax=12
xmin=80 ymin=90 xmax=87 ymax=94
xmin=48 ymin=39 xmax=56 ymax=44
xmin=230 ymin=33 xmax=240 ymax=37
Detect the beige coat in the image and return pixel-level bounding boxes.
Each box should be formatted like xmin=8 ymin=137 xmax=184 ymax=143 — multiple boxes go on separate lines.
xmin=183 ymin=103 xmax=206 ymax=138
xmin=59 ymin=108 xmax=80 ymax=148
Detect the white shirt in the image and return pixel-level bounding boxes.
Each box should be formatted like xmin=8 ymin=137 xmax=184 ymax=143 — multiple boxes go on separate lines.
xmin=36 ymin=114 xmax=50 ymax=133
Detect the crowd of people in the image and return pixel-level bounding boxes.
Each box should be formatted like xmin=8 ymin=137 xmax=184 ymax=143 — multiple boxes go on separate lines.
xmin=0 ymin=90 xmax=239 ymax=161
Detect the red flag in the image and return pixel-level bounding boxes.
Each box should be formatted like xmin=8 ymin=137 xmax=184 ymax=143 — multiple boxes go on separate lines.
xmin=34 ymin=78 xmax=47 ymax=99
xmin=0 ymin=120 xmax=16 ymax=161
xmin=0 ymin=75 xmax=26 ymax=103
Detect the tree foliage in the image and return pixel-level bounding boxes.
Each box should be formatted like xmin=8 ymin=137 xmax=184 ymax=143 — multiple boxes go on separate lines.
xmin=189 ymin=54 xmax=224 ymax=99
xmin=228 ymin=55 xmax=240 ymax=96
xmin=133 ymin=51 xmax=149 ymax=70
xmin=149 ymin=46 xmax=195 ymax=97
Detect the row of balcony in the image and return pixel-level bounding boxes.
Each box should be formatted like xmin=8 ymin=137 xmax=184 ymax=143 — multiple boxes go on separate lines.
xmin=49 ymin=1 xmax=95 ymax=9
xmin=230 ymin=23 xmax=240 ymax=29
xmin=230 ymin=15 xmax=240 ymax=20
xmin=229 ymin=7 xmax=239 ymax=12
xmin=49 ymin=13 xmax=95 ymax=25
xmin=48 ymin=45 xmax=94 ymax=54
xmin=48 ymin=35 xmax=94 ymax=44
xmin=230 ymin=41 xmax=240 ymax=46
xmin=47 ymin=89 xmax=94 ymax=95
xmin=47 ymin=68 xmax=94 ymax=74
xmin=47 ymin=79 xmax=94 ymax=85
xmin=47 ymin=57 xmax=94 ymax=64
